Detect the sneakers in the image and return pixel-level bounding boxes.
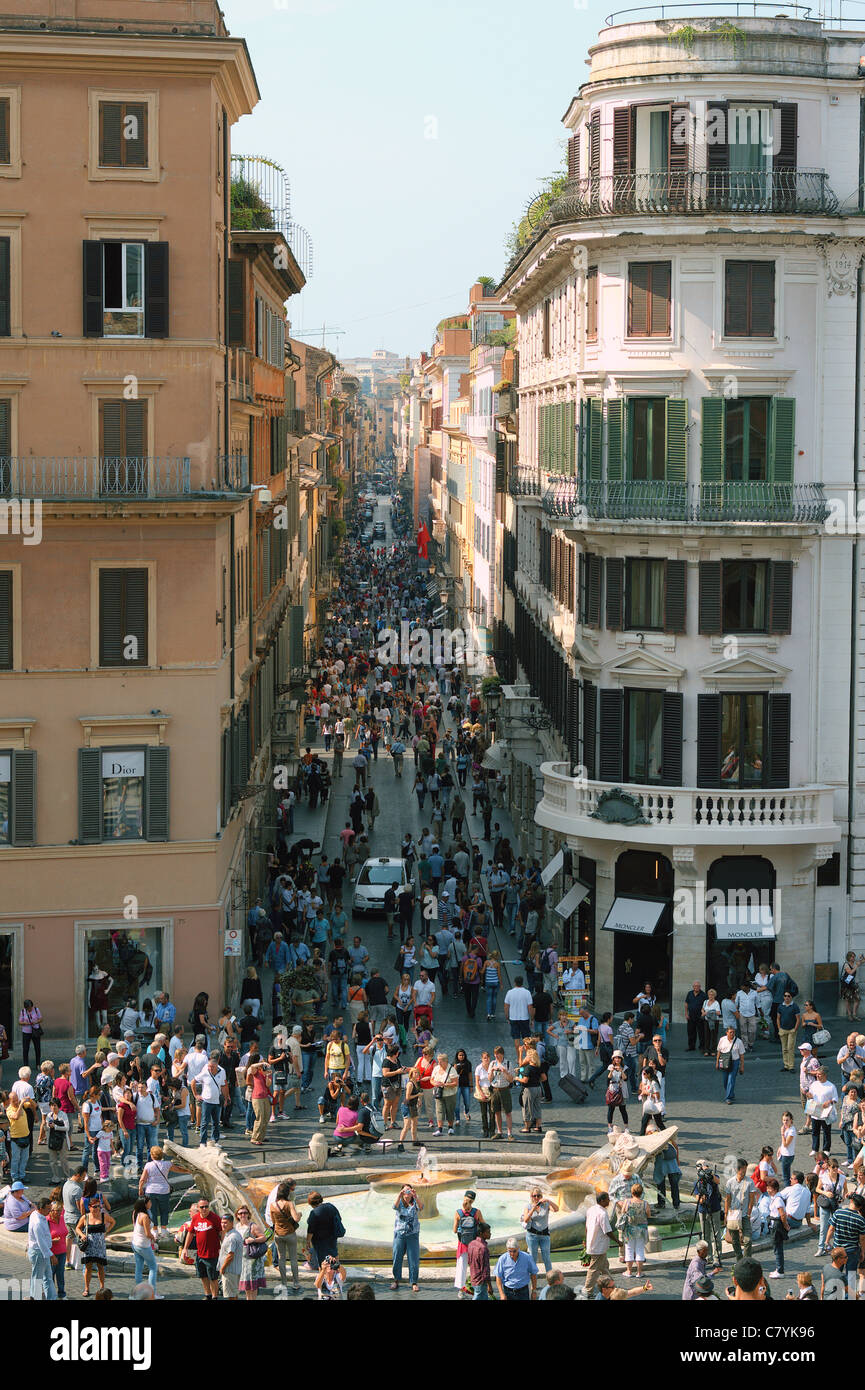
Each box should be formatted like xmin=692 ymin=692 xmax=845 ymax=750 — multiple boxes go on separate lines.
xmin=434 ymin=1128 xmax=443 ymax=1136
xmin=447 ymin=1128 xmax=454 ymax=1136
xmin=318 ymin=1117 xmax=326 ymax=1124
xmin=768 ymin=1271 xmax=783 ymax=1279
xmin=269 ymin=1115 xmax=277 ymax=1124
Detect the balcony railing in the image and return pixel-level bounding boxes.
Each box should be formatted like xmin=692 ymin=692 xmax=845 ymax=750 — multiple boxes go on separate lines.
xmin=540 ymin=478 xmax=828 ymax=524
xmin=537 ymin=762 xmax=838 ymax=846
xmin=0 ymin=455 xmax=250 ymax=499
xmin=228 ymin=346 xmax=254 ymax=403
xmin=538 ymin=170 xmax=839 ymax=226
xmin=509 ymin=464 xmax=542 ymax=497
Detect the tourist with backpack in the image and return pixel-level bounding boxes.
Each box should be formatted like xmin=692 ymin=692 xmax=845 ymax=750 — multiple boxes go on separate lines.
xmin=453 ymin=1189 xmax=485 ymax=1297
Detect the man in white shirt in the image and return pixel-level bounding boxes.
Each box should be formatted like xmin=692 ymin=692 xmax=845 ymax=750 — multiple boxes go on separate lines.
xmin=766 ymin=1180 xmax=789 ymax=1278
xmin=196 ymin=1054 xmax=228 ymax=1145
xmin=779 ymin=1172 xmax=811 ymax=1228
xmin=734 ymin=982 xmax=759 ymax=1051
xmin=561 ymin=964 xmax=586 ymax=993
xmin=574 ymin=1006 xmax=599 ymax=1083
xmin=584 ymin=1192 xmax=613 ymax=1291
xmin=807 ymin=1068 xmax=839 ymax=1156
xmin=837 ymin=1033 xmax=865 ymax=1079
xmin=504 ymin=976 xmax=535 ymax=1041
xmin=27 ymin=1194 xmax=56 ymax=1301
xmin=716 ymin=1026 xmax=746 ymax=1103
xmin=11 ymin=1066 xmax=35 ymax=1103
xmin=185 ymin=1038 xmax=210 ymax=1128
xmin=411 ymin=971 xmax=436 ymax=1027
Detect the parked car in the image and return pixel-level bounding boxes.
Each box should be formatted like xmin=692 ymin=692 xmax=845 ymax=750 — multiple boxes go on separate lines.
xmin=352 ymin=856 xmax=412 ymax=916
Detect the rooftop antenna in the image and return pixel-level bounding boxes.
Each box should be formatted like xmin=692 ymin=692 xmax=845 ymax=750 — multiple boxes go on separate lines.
xmin=294 ymin=323 xmax=346 ymax=350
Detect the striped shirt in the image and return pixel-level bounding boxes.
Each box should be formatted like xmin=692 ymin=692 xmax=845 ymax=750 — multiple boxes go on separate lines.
xmin=831 ymin=1205 xmax=865 ymax=1253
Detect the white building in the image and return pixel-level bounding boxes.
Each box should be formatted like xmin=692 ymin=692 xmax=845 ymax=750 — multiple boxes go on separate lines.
xmin=496 ymin=11 xmax=865 ymax=1014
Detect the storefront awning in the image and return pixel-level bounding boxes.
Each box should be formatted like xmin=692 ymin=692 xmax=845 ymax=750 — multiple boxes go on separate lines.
xmin=554 ymin=880 xmax=591 ymax=921
xmin=712 ymin=904 xmax=776 ymax=941
xmin=601 ymin=896 xmax=666 ymax=936
xmin=540 ymin=849 xmax=564 ymax=888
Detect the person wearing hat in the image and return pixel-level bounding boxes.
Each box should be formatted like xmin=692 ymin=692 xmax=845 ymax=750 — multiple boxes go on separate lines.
xmin=694 ymin=1273 xmax=719 ymax=1300
xmin=3 ymin=1179 xmax=33 ymax=1230
xmin=606 ymin=1051 xmax=630 ymax=1129
xmin=798 ymin=1042 xmax=820 ymax=1132
xmin=494 ymin=1236 xmax=538 ymax=1301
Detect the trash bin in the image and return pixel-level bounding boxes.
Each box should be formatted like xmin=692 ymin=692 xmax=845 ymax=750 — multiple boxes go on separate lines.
xmin=304 ymin=718 xmax=318 ymax=744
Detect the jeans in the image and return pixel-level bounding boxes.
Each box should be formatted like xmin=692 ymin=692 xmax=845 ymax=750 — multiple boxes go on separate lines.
xmin=527 ymin=1232 xmax=552 ymax=1272
xmin=120 ymin=1129 xmax=134 ymax=1160
xmin=464 ymin=984 xmax=479 ymax=1017
xmin=28 ymin=1249 xmax=56 ymax=1300
xmin=721 ymin=1066 xmax=738 ymax=1101
xmin=10 ymin=1140 xmax=29 ymax=1183
xmin=81 ymin=1136 xmax=98 ymax=1174
xmin=392 ymin=1231 xmax=420 ymax=1285
xmin=331 ymin=976 xmax=348 ymax=1010
xmin=302 ymin=1052 xmax=316 ymax=1089
xmin=455 ymin=1086 xmax=471 ymax=1119
xmin=53 ymin=1250 xmax=66 ymax=1299
xmin=22 ymin=1033 xmax=42 ymax=1068
xmin=133 ymin=1243 xmax=158 ymax=1290
xmin=472 ymin=1281 xmax=489 ymax=1299
xmin=273 ymin=1232 xmax=299 ymax=1285
xmin=818 ymin=1205 xmax=834 ymax=1251
xmin=503 ymin=1284 xmax=530 ymax=1300
xmin=505 ymin=901 xmax=519 ymax=934
xmin=780 ymin=1154 xmax=793 ymax=1186
xmin=811 ymin=1119 xmax=832 ymax=1154
xmin=136 ymin=1122 xmax=158 ymax=1167
xmin=199 ymin=1101 xmax=221 ymax=1144
xmin=372 ymin=1076 xmax=383 ymax=1109
xmin=843 ymin=1127 xmax=858 ymax=1163
xmin=485 ymin=983 xmax=499 ymax=1017
xmin=147 ymin=1191 xmax=170 ymax=1226
xmin=771 ymin=1220 xmax=786 ymax=1274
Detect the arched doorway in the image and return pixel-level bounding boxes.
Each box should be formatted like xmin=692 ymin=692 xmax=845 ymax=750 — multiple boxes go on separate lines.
xmin=611 ymin=850 xmax=674 ymax=1013
xmin=706 ymin=856 xmax=776 ymax=997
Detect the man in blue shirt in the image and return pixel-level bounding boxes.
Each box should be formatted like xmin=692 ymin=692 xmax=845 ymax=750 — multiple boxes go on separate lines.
xmin=153 ymin=992 xmax=176 ymax=1029
xmin=428 ymin=847 xmax=444 ymax=897
xmin=494 ymin=1238 xmax=538 ymax=1300
xmin=265 ymin=933 xmax=291 ymax=975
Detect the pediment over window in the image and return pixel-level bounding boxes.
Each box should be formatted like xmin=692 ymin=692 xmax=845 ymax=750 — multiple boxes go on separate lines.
xmin=698 ymin=651 xmax=790 ymax=690
xmin=571 ymin=632 xmax=602 ymax=674
xmin=603 ymin=645 xmax=685 ymax=688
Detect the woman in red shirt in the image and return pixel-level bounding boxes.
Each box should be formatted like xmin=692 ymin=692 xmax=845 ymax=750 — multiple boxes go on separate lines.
xmin=54 ymin=1064 xmax=79 ymax=1124
xmin=249 ymin=1063 xmax=272 ymax=1146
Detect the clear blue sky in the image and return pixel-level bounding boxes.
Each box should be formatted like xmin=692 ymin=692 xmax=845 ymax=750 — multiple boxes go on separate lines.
xmin=221 ymin=0 xmax=600 ymax=360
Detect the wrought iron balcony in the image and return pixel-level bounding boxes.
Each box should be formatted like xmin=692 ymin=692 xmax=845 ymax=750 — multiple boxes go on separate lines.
xmin=541 ymin=477 xmax=828 ymax=525
xmin=508 ymin=464 xmax=541 ymax=497
xmin=535 ymin=170 xmax=838 ymax=228
xmin=0 ymin=455 xmax=250 ymax=499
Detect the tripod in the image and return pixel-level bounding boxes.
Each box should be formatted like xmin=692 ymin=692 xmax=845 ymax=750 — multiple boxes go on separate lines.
xmin=682 ymin=1199 xmax=702 ymax=1268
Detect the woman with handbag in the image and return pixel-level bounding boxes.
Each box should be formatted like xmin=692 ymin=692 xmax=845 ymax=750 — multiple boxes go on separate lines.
xmin=701 ymin=989 xmax=722 ymax=1057
xmin=639 ymin=1063 xmax=665 ymax=1135
xmin=74 ymin=1193 xmax=114 ymax=1297
xmin=130 ymin=1197 xmax=159 ymax=1293
xmin=799 ymin=1000 xmax=826 ymax=1055
xmin=814 ymin=1158 xmax=845 ymax=1255
xmin=270 ymin=1179 xmax=301 ymax=1293
xmin=473 ymin=1052 xmax=494 ymax=1140
xmin=605 ymin=1052 xmax=630 ymax=1129
xmin=516 ymin=1044 xmax=546 ymax=1135
xmin=19 ymin=999 xmax=43 ymax=1069
xmin=840 ymin=950 xmax=865 ymax=1021
xmin=616 ymin=1182 xmax=651 ymax=1279
xmin=430 ymin=1053 xmax=458 ymax=1135
xmin=235 ymin=1205 xmax=267 ymax=1300
xmin=807 ymin=1067 xmax=839 ymax=1155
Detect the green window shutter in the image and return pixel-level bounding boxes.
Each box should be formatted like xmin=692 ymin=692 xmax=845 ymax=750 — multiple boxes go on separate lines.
xmin=724 ymin=261 xmax=750 ymax=336
xmin=144 ymin=242 xmax=169 ymax=339
xmin=123 ymin=568 xmax=148 ymax=663
xmin=100 ymin=400 xmax=123 ymax=456
xmin=78 ymin=748 xmax=103 ymax=843
xmin=700 ymin=397 xmax=725 ymax=483
xmin=698 ymin=561 xmax=722 ymax=635
xmin=665 ymin=398 xmax=688 ymax=483
xmin=221 ymin=727 xmax=232 ymax=824
xmin=0 ymin=237 xmax=9 ymax=338
xmin=555 ymin=403 xmax=564 ymax=473
xmin=565 ymin=400 xmax=576 ymax=474
xmin=145 ymin=746 xmax=169 ymax=841
xmin=769 ymin=397 xmax=795 ymax=484
xmin=98 ymin=569 xmax=124 ymax=665
xmin=0 ymin=396 xmax=10 ymax=455
xmin=289 ymin=604 xmax=304 ymax=668
xmin=696 ymin=694 xmax=722 ymax=788
xmin=586 ymin=553 xmax=602 ymax=628
xmin=599 ymin=689 xmax=624 ymax=782
xmin=767 ymin=560 xmax=793 ymax=635
xmin=583 ymin=679 xmax=597 ymax=779
xmin=664 ymin=559 xmax=687 ymax=634
xmin=538 ymin=404 xmax=546 ymax=470
xmin=578 ymin=399 xmax=586 ymax=478
xmin=0 ymin=569 xmax=11 ymax=670
xmin=606 ymin=399 xmax=624 ymax=482
xmin=767 ymin=693 xmax=791 ymax=788
xmin=588 ymin=398 xmax=603 ymax=481
xmin=661 ymin=692 xmax=683 ymax=786
xmin=605 ymin=557 xmax=624 ymax=630
xmin=10 ymin=749 xmax=36 ymax=845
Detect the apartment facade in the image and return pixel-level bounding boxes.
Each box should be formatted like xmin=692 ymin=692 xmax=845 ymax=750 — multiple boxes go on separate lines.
xmin=0 ymin=0 xmax=304 ymax=1038
xmin=496 ymin=14 xmax=863 ymax=1013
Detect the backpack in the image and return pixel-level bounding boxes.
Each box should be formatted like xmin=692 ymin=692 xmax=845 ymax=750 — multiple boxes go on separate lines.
xmin=541 ymin=949 xmax=554 ymax=976
xmin=786 ymin=975 xmax=799 ymax=999
xmin=47 ymin=1119 xmax=67 ymax=1152
xmin=463 ymin=956 xmax=480 ymax=984
xmin=456 ymin=1208 xmax=478 ymax=1243
xmin=751 ymin=1163 xmax=768 ymax=1194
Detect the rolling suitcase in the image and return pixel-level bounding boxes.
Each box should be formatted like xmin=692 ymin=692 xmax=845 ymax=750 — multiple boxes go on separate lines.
xmin=558 ymin=1074 xmax=588 ymax=1105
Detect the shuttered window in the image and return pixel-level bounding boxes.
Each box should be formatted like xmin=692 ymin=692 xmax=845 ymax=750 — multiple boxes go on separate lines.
xmin=589 ymin=112 xmax=600 ymax=181
xmin=721 ymin=560 xmax=768 ymax=632
xmin=0 ymin=99 xmax=9 ymax=165
xmin=773 ymin=103 xmax=798 ymax=172
xmin=725 ymin=261 xmax=775 ymax=337
xmin=599 ymin=689 xmax=624 ymax=781
xmin=98 ymin=101 xmax=148 ymax=168
xmin=567 ymin=132 xmax=580 ymax=180
xmin=626 ymin=558 xmax=664 ymax=630
xmin=98 ymin=567 xmax=148 ymax=667
xmin=78 ymin=745 xmax=168 ymax=843
xmin=0 ymin=396 xmax=10 ymax=461
xmin=625 ymin=688 xmax=663 ymax=784
xmin=627 ymin=262 xmax=671 ymax=337
xmin=227 ymin=259 xmax=245 ymax=346
xmin=0 ymin=569 xmax=12 ymax=669
xmin=586 ymin=266 xmax=598 ymax=341
xmin=1 ymin=748 xmax=36 ymax=846
xmin=613 ymin=105 xmax=633 ymax=177
xmin=583 ymin=680 xmax=597 ymax=779
xmin=99 ymin=398 xmax=147 ymax=456
xmin=700 ymin=396 xmax=794 ymax=484
xmin=83 ymin=240 xmax=169 ymax=339
xmin=542 ymin=299 xmax=551 ymax=358
xmin=697 ymin=691 xmax=789 ymax=789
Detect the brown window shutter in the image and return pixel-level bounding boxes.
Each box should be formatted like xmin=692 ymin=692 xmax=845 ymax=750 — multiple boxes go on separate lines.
xmin=668 ymin=104 xmax=690 ymax=171
xmin=99 ymin=102 xmax=124 ymax=166
xmin=100 ymin=400 xmax=123 ymax=455
xmin=628 ymin=263 xmax=650 ymax=337
xmin=724 ymin=261 xmax=750 ymax=336
xmin=706 ymin=102 xmax=729 ymax=171
xmin=122 ymin=102 xmax=148 ymax=168
xmin=606 ymin=557 xmax=624 ymax=631
xmin=568 ymin=133 xmax=580 ymax=180
xmin=664 ymin=559 xmax=687 ymax=634
xmin=648 ymin=262 xmax=671 ymax=336
xmin=698 ymin=561 xmax=722 ymax=634
xmin=0 ymin=569 xmax=12 ymax=670
xmin=0 ymin=396 xmax=9 ymax=456
xmin=774 ymin=104 xmax=797 ymax=172
xmin=586 ymin=266 xmax=598 ymax=340
xmin=750 ymin=262 xmax=775 ymax=336
xmin=0 ymin=98 xmax=9 ymax=165
xmin=767 ymin=560 xmax=793 ymax=634
xmin=586 ymin=554 xmax=602 ymax=628
xmin=589 ymin=112 xmax=600 ymax=179
xmin=612 ymin=106 xmax=633 ymax=176
xmin=227 ymin=259 xmax=246 ymax=346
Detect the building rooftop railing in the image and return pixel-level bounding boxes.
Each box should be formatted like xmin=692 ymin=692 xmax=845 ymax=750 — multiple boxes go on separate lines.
xmin=540 ymin=477 xmax=828 ymax=524
xmin=0 ymin=455 xmax=250 ymax=500
xmin=604 ymin=2 xmax=817 ymax=24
